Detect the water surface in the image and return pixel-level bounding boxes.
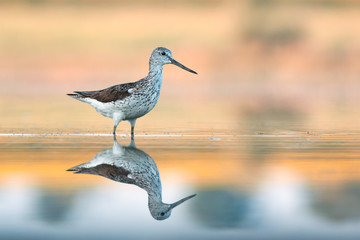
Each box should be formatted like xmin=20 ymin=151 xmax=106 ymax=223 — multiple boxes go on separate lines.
xmin=1 ymin=130 xmax=360 ymax=240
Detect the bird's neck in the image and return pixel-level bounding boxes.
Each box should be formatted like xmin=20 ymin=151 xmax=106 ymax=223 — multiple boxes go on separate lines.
xmin=148 ymin=63 xmax=163 ymax=79
xmin=148 ymin=189 xmax=162 ymax=201
xmin=147 ymin=190 xmax=163 ymax=209
xmin=146 ymin=64 xmax=163 ymax=89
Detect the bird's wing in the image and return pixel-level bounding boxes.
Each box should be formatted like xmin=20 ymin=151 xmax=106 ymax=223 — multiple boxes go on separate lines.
xmin=74 ymin=82 xmax=138 ymax=103
xmin=69 ymin=164 xmax=137 ymax=184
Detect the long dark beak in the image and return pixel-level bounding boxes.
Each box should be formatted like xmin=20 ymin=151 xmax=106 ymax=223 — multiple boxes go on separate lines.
xmin=171 ymin=59 xmax=198 ymax=74
xmin=170 ymin=194 xmax=197 ymax=209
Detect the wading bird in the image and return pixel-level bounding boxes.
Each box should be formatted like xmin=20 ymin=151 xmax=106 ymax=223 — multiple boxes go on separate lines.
xmin=67 ymin=47 xmax=197 ymax=137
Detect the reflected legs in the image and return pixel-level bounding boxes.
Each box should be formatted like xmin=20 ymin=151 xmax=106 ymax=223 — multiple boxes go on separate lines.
xmin=129 ymin=119 xmax=136 ymax=139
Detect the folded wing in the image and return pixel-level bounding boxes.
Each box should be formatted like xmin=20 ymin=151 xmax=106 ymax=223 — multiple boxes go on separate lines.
xmin=74 ymin=82 xmax=138 ymax=103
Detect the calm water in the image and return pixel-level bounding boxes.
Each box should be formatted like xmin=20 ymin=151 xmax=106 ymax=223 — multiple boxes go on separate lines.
xmin=1 ymin=131 xmax=360 ymax=240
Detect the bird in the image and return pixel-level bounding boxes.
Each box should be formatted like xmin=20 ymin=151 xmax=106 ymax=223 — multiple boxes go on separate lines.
xmin=67 ymin=47 xmax=197 ymax=137
xmin=67 ymin=136 xmax=196 ymax=220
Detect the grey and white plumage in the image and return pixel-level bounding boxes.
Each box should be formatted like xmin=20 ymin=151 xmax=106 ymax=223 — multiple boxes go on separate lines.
xmin=67 ymin=47 xmax=197 ymax=136
xmin=67 ymin=137 xmax=196 ymax=220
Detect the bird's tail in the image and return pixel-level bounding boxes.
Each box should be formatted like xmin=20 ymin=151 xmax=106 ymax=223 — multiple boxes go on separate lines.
xmin=67 ymin=167 xmax=92 ymax=175
xmin=67 ymin=162 xmax=90 ymax=174
xmin=67 ymin=93 xmax=88 ymax=102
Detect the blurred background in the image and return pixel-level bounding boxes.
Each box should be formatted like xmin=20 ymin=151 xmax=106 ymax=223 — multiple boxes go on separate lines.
xmin=0 ymin=0 xmax=360 ymax=133
xmin=1 ymin=0 xmax=360 ymax=239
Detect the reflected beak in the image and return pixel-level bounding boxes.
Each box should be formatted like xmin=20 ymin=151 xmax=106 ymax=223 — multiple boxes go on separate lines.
xmin=171 ymin=59 xmax=198 ymax=74
xmin=170 ymin=194 xmax=197 ymax=209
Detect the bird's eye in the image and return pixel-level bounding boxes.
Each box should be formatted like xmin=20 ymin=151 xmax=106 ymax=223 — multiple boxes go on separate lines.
xmin=160 ymin=52 xmax=166 ymax=56
xmin=160 ymin=212 xmax=165 ymax=216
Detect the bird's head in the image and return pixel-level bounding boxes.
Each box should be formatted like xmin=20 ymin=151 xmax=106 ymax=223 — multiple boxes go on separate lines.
xmin=150 ymin=47 xmax=197 ymax=74
xmin=149 ymin=194 xmax=197 ymax=220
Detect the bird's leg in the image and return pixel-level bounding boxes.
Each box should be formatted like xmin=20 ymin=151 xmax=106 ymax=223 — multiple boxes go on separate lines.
xmin=129 ymin=119 xmax=136 ymax=139
xmin=112 ymin=112 xmax=123 ymax=136
xmin=113 ymin=130 xmax=117 ymax=141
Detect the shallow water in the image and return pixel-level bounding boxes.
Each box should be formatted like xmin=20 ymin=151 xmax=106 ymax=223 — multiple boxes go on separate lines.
xmin=1 ymin=130 xmax=360 ymax=240
xmin=1 ymin=95 xmax=360 ymax=240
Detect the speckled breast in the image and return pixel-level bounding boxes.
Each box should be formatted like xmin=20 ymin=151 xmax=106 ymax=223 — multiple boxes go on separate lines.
xmin=117 ymin=83 xmax=161 ymax=120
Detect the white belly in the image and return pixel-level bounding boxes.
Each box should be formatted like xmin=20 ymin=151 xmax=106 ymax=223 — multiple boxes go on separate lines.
xmin=87 ymin=99 xmax=116 ymax=118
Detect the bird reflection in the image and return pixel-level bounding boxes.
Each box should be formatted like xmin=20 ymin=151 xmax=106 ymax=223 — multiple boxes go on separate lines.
xmin=67 ymin=137 xmax=196 ymax=220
